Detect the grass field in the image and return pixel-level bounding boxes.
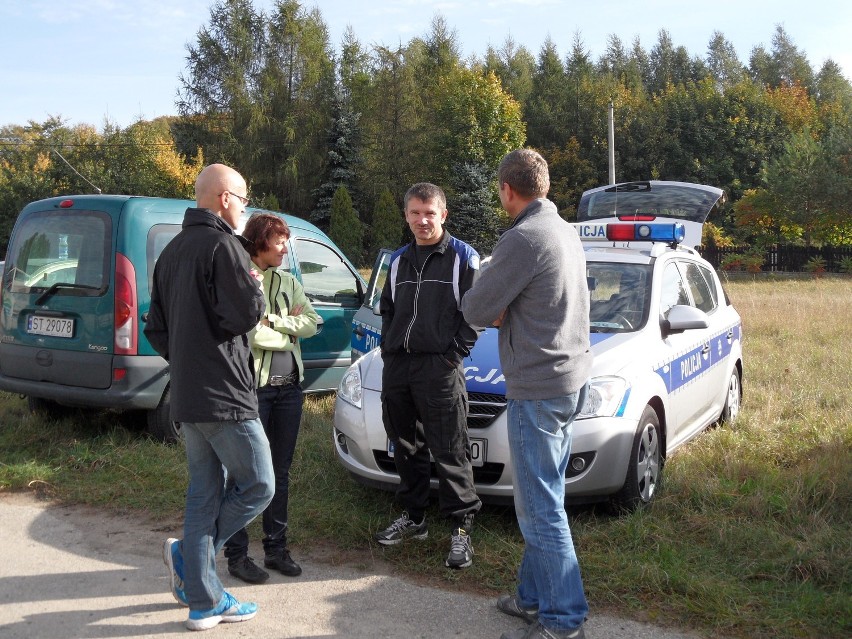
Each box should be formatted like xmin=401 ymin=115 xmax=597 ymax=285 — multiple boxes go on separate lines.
xmin=1 ymin=276 xmax=850 ymax=638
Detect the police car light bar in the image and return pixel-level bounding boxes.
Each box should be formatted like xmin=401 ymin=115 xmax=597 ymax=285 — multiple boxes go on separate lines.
xmin=574 ymin=222 xmax=685 ymax=244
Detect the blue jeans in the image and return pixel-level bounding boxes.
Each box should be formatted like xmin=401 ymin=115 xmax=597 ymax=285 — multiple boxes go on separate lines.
xmin=507 ymin=384 xmax=589 ymax=631
xmin=181 ymin=419 xmax=274 ymax=609
xmin=224 ymin=384 xmax=304 ymax=559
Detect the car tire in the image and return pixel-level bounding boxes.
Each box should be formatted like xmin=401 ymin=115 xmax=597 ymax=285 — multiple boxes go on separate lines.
xmin=27 ymin=396 xmax=72 ymax=419
xmin=146 ymin=386 xmax=182 ymax=443
xmin=719 ymin=367 xmax=741 ymax=425
xmin=613 ymin=405 xmax=662 ymax=512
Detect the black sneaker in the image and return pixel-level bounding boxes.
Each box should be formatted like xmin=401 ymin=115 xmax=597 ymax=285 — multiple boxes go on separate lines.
xmin=374 ymin=512 xmax=428 ymax=546
xmin=264 ymin=549 xmax=302 ymax=577
xmin=227 ymin=556 xmax=270 ymax=584
xmin=445 ymin=526 xmax=473 ymax=569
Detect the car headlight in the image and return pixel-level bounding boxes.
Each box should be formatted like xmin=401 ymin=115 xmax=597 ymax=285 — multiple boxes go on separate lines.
xmin=579 ymin=376 xmax=629 ymax=418
xmin=337 ymin=362 xmax=363 ymax=408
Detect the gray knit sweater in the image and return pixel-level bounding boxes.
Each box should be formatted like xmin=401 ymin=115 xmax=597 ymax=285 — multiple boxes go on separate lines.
xmin=461 ymin=198 xmax=592 ymax=399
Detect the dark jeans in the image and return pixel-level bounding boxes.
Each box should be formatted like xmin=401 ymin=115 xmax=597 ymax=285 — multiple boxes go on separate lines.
xmin=224 ymin=383 xmax=303 ymax=560
xmin=381 ymin=352 xmax=481 ymax=526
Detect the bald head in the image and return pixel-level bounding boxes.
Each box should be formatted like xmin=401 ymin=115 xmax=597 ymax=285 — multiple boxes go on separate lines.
xmin=195 ymin=163 xmax=248 ymax=229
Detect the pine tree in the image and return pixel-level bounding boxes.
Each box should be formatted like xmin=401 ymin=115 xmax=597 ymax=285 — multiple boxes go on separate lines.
xmin=370 ymin=189 xmax=403 ymax=254
xmin=311 ymin=93 xmax=361 ymax=229
xmin=329 ymin=185 xmax=363 ymax=265
xmin=446 ymin=162 xmax=500 ymax=255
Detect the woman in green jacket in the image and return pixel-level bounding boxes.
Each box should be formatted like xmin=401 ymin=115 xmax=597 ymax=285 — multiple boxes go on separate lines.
xmin=224 ymin=213 xmax=320 ymax=583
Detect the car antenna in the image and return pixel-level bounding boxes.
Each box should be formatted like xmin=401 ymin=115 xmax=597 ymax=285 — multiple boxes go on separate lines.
xmin=51 ymin=149 xmax=102 ymax=194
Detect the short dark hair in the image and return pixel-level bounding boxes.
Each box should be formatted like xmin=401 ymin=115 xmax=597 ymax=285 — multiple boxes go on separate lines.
xmin=404 ymin=182 xmax=446 ymax=210
xmin=498 ymin=149 xmax=550 ymax=199
xmin=243 ymin=213 xmax=290 ymax=257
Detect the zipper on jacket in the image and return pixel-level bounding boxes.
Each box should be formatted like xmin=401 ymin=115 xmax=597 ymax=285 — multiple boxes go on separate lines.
xmin=402 ymin=252 xmax=435 ymax=352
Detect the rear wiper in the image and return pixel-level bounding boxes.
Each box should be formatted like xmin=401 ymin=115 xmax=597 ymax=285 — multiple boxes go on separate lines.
xmin=35 ymin=283 xmax=101 ymax=305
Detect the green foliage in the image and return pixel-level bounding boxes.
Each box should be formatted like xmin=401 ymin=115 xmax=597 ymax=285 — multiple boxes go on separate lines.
xmin=369 ymin=188 xmax=402 ymax=255
xmin=720 ymin=251 xmax=765 ymax=272
xmin=839 ymin=256 xmax=852 ymax=273
xmin=803 ymin=256 xmax=828 ymax=273
xmin=0 ymin=117 xmax=202 ymax=253
xmin=311 ymin=93 xmax=362 ymax=229
xmin=328 ymin=185 xmax=363 ymax=265
xmin=446 ymin=162 xmax=499 ymax=254
xmin=431 ymin=67 xmax=526 ymax=189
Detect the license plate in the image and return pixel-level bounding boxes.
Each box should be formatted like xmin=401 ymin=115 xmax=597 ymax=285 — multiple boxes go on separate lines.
xmin=388 ymin=438 xmax=487 ymax=467
xmin=27 ymin=315 xmax=74 ymax=338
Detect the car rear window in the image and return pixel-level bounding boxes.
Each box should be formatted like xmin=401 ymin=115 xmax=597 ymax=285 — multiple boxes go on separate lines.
xmin=5 ymin=210 xmax=111 ymax=296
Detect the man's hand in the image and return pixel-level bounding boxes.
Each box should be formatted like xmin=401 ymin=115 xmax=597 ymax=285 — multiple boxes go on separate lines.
xmin=492 ymin=308 xmax=507 ymax=328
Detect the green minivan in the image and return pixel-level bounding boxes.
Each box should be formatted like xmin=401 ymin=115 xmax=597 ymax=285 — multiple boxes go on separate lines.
xmin=0 ymin=195 xmax=365 ymax=441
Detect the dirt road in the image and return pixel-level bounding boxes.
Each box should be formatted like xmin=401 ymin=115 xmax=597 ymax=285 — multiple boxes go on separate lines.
xmin=0 ymin=492 xmax=706 ymax=638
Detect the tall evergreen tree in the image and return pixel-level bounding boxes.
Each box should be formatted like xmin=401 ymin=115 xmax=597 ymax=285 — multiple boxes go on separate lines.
xmin=706 ymin=31 xmax=744 ymax=90
xmin=526 ymin=38 xmax=568 ymax=149
xmin=328 ymin=185 xmax=363 ymax=264
xmin=369 ymin=188 xmax=403 ymax=255
xmin=310 ymin=92 xmax=361 ymax=229
xmin=483 ymin=37 xmax=536 ymax=108
xmin=446 ymin=162 xmax=499 ymax=255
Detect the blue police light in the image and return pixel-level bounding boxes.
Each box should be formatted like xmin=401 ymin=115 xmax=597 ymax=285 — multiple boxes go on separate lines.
xmin=574 ymin=223 xmax=685 ymax=244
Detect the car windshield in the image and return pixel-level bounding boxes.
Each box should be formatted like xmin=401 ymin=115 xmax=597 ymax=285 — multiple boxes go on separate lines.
xmin=588 ymin=263 xmax=652 ymax=332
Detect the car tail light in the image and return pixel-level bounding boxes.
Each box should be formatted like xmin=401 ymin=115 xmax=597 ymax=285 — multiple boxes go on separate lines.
xmin=114 ymin=253 xmax=137 ymax=355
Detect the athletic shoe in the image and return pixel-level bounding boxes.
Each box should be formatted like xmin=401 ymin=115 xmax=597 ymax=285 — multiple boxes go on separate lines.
xmin=497 ymin=594 xmax=538 ymax=624
xmin=186 ymin=591 xmax=258 ymax=631
xmin=445 ymin=526 xmax=474 ymax=569
xmin=162 ymin=537 xmax=188 ymax=607
xmin=374 ymin=512 xmax=428 ymax=546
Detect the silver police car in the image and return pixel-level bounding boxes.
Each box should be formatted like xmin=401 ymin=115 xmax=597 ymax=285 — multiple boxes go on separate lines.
xmin=334 ymin=181 xmax=743 ymax=510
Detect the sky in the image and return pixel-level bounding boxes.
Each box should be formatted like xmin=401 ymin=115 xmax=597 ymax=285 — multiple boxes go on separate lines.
xmin=2 ymin=0 xmax=850 ymax=129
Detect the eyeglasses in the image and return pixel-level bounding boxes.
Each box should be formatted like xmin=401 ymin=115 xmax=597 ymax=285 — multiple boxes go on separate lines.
xmin=221 ymin=191 xmax=250 ymax=206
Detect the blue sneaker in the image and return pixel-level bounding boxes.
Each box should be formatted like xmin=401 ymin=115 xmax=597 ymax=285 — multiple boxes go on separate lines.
xmin=186 ymin=591 xmax=258 ymax=631
xmin=162 ymin=538 xmax=188 ymax=607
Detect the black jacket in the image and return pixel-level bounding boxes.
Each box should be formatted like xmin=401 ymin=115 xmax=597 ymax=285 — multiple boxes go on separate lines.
xmin=144 ymin=208 xmax=265 ymax=423
xmin=380 ymin=232 xmax=480 ymax=364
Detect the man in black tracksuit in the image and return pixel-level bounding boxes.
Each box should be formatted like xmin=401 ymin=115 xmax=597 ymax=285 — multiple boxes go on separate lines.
xmin=374 ymin=182 xmax=482 ymax=569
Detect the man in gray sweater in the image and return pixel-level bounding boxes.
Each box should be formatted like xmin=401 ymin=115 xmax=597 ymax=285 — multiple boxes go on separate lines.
xmin=461 ymin=149 xmax=592 ymax=639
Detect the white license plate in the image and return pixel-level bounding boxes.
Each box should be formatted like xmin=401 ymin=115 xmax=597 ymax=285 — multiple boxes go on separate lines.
xmin=27 ymin=315 xmax=74 ymax=338
xmin=388 ymin=438 xmax=487 ymax=468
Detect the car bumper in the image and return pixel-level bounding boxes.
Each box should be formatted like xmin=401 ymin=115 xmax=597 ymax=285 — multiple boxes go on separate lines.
xmin=333 ymin=390 xmax=638 ymax=502
xmin=0 ymin=354 xmax=169 ymax=410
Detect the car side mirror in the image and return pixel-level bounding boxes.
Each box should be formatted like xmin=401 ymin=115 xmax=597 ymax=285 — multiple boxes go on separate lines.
xmin=372 ymin=299 xmax=381 ymax=316
xmin=661 ymin=304 xmax=709 ymax=337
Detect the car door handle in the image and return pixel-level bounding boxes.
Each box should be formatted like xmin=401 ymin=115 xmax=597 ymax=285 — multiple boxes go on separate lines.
xmin=353 ymin=326 xmax=365 ymax=337
xmin=701 ymin=343 xmax=710 ymax=355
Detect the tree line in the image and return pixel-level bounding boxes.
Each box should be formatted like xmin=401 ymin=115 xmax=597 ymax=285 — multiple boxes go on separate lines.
xmin=1 ymin=0 xmax=850 ymax=263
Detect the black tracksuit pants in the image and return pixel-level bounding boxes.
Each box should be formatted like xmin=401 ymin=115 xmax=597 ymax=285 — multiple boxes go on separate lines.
xmin=381 ymin=351 xmax=481 ymax=526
